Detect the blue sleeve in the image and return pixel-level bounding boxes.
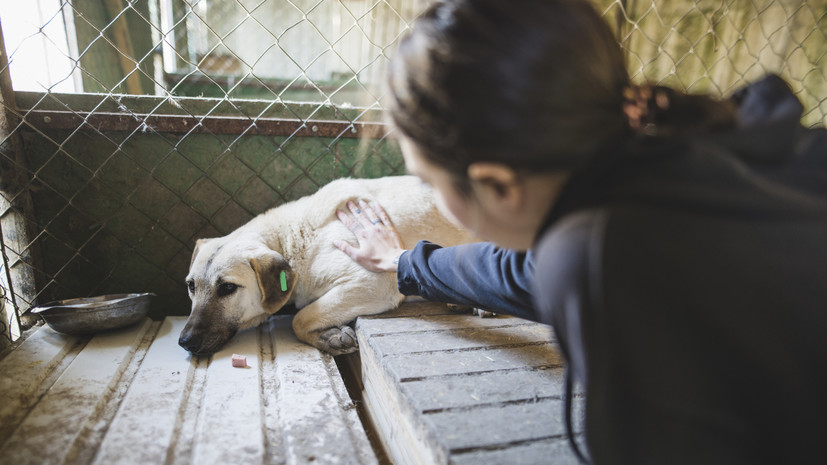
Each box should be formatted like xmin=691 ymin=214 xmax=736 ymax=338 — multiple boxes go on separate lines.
xmin=396 ymin=240 xmax=538 ymax=321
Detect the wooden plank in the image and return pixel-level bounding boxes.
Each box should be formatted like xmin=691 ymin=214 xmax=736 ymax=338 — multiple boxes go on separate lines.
xmin=163 ymin=350 xmax=210 ymax=465
xmin=359 ymin=328 xmax=446 ymax=465
xmin=66 ymin=320 xmax=164 ymax=465
xmin=270 ymin=316 xmax=378 ymax=465
xmin=0 ymin=316 xmax=379 ymax=465
xmin=0 ymin=19 xmax=47 ymax=322
xmin=401 ymin=367 xmax=566 ymax=412
xmin=256 ymin=320 xmax=288 ymax=465
xmin=451 ymin=437 xmax=582 ymax=465
xmin=0 ymin=320 xmax=153 ymax=465
xmin=0 ymin=326 xmax=84 ymax=442
xmin=191 ymin=324 xmax=266 ymax=465
xmin=92 ymin=317 xmax=194 ymax=465
xmin=356 ymin=313 xmax=532 ymax=335
xmin=71 ymin=0 xmax=125 ymax=93
xmin=356 ymin=301 xmax=583 ymax=464
xmin=361 ymin=300 xmax=461 ymax=319
xmin=422 ymin=399 xmax=575 ymax=452
xmin=384 ymin=343 xmax=564 ymax=380
xmin=366 ymin=324 xmax=555 ymax=358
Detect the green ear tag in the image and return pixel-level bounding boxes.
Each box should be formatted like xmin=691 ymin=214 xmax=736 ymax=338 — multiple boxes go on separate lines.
xmin=280 ymin=271 xmax=288 ymax=292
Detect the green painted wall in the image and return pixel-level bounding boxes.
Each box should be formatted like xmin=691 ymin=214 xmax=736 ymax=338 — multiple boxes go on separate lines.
xmin=16 ymin=94 xmax=403 ymax=318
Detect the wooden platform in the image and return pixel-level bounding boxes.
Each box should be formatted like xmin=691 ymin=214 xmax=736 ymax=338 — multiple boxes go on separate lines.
xmin=1 ymin=302 xmax=582 ymax=465
xmin=355 ymin=302 xmax=582 ymax=465
xmin=0 ymin=316 xmax=377 ymax=465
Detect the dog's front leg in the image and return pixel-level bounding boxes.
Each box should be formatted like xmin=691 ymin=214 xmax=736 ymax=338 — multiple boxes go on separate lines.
xmin=292 ymin=286 xmax=400 ymax=355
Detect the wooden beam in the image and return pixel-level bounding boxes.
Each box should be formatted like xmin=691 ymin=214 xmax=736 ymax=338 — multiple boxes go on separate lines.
xmin=0 ymin=20 xmax=47 ymax=338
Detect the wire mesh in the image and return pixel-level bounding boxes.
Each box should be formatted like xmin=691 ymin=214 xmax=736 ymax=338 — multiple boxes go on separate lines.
xmin=0 ymin=0 xmax=825 ymax=343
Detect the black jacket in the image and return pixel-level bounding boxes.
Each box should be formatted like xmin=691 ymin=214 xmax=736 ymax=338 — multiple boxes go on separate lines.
xmin=398 ymin=75 xmax=827 ymax=463
xmin=533 ymin=75 xmax=827 ymax=464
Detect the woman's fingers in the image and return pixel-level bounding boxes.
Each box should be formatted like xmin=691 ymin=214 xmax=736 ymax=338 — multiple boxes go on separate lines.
xmin=369 ymin=201 xmax=403 ymax=248
xmin=347 ymin=200 xmax=374 ymax=229
xmin=336 ymin=208 xmax=360 ymax=232
xmin=373 ymin=201 xmax=393 ymax=227
xmin=334 ymin=199 xmax=406 ymax=272
xmin=359 ymin=200 xmax=382 ymax=226
xmin=343 ymin=200 xmax=391 ymax=231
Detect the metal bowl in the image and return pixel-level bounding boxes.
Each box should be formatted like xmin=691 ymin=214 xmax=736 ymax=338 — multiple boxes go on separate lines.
xmin=31 ymin=293 xmax=154 ymax=336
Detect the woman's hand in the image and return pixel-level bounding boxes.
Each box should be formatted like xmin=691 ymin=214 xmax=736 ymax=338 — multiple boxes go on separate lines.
xmin=334 ymin=200 xmax=407 ymax=272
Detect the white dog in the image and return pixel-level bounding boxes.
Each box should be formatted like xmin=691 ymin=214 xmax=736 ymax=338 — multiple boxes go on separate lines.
xmin=179 ymin=176 xmax=473 ymax=355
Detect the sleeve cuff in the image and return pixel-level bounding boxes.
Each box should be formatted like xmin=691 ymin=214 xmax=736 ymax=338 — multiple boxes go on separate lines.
xmin=396 ymin=249 xmax=419 ymax=296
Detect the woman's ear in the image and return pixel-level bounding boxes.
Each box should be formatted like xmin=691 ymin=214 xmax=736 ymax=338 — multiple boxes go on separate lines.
xmin=467 ymin=162 xmax=524 ymax=210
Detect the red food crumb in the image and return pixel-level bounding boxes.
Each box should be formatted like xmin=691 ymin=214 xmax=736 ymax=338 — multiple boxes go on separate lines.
xmin=231 ymin=354 xmax=247 ymax=368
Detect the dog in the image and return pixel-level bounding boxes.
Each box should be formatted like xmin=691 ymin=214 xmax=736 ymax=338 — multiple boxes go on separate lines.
xmin=179 ymin=176 xmax=474 ymax=355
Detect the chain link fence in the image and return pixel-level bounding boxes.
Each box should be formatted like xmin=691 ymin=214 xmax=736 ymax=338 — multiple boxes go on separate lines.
xmin=1 ymin=0 xmax=825 ymax=347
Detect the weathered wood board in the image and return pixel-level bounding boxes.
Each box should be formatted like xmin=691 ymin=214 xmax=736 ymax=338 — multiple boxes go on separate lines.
xmin=0 ymin=315 xmax=377 ymax=465
xmin=356 ymin=302 xmax=584 ymax=465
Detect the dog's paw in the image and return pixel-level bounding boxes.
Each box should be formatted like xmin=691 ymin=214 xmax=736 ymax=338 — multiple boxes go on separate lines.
xmin=317 ymin=326 xmax=359 ymax=355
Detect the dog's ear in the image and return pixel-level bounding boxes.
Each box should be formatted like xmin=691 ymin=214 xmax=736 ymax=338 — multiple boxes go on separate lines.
xmin=190 ymin=238 xmax=215 ymax=269
xmin=249 ymin=251 xmax=296 ymax=314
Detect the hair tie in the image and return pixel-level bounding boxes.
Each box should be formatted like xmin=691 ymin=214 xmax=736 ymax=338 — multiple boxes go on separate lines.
xmin=622 ymin=85 xmax=670 ymax=137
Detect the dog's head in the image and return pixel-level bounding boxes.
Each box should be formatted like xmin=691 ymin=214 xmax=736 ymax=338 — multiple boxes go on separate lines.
xmin=178 ymin=237 xmax=297 ymax=355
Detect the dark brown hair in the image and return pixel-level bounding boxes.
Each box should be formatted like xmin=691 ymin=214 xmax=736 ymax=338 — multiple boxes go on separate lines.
xmin=386 ymin=0 xmax=736 ymax=185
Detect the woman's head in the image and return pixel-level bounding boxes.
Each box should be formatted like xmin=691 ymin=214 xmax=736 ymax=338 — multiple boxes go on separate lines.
xmin=386 ymin=0 xmax=630 ymax=248
xmin=387 ymin=0 xmax=631 ymax=183
xmin=386 ymin=0 xmax=736 ymax=249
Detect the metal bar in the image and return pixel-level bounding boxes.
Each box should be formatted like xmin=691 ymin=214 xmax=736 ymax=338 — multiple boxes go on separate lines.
xmin=24 ymin=110 xmax=390 ymax=138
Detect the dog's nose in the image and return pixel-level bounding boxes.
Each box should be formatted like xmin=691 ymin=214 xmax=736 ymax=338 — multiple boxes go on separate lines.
xmin=178 ymin=332 xmax=200 ymax=353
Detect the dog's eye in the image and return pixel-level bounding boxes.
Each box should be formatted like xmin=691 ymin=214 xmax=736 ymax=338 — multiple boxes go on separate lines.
xmin=217 ymin=282 xmax=239 ymax=297
xmin=187 ymin=280 xmax=195 ymax=293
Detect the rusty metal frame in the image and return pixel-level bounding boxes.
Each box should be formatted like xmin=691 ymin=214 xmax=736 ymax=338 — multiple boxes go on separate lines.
xmin=24 ymin=109 xmax=389 ymax=139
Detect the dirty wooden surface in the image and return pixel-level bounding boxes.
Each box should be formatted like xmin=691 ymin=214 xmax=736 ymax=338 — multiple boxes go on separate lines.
xmin=356 ymin=302 xmax=583 ymax=465
xmin=0 ymin=315 xmax=377 ymax=465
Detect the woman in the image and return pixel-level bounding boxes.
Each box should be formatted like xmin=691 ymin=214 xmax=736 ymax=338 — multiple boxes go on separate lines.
xmin=334 ymin=0 xmax=827 ymax=463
